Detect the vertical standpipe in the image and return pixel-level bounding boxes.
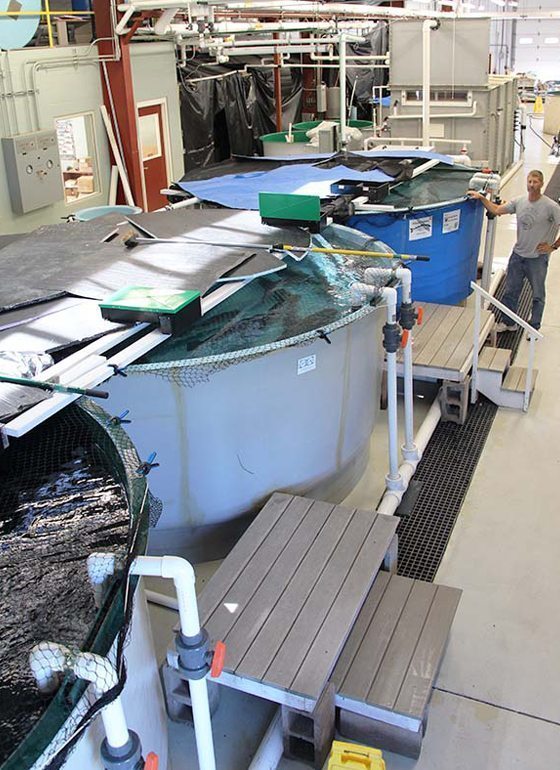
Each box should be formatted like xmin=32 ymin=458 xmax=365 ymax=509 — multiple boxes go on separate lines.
xmin=422 ymin=20 xmax=438 ymax=148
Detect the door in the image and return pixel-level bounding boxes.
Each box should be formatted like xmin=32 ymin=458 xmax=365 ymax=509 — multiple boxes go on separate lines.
xmin=138 ymin=102 xmax=169 ymax=211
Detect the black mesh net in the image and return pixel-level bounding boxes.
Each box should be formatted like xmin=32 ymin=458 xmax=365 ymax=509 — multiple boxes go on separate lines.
xmin=0 ymin=400 xmax=150 ymax=770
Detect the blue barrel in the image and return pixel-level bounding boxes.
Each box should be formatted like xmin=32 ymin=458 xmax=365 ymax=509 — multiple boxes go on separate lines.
xmin=347 ymin=198 xmax=484 ymax=305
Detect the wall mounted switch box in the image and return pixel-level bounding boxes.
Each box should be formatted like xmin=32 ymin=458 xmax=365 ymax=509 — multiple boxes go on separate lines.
xmin=2 ymin=130 xmax=64 ymax=214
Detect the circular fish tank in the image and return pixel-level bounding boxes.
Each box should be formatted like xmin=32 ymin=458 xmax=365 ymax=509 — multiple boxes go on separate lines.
xmin=346 ymin=164 xmax=485 ymax=305
xmin=104 ymin=246 xmax=388 ymax=559
xmin=0 ymin=401 xmax=167 ymax=770
xmin=260 ymin=120 xmax=374 ymax=156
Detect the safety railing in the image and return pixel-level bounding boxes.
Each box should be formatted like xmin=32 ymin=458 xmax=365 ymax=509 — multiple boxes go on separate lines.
xmin=470 ymin=281 xmax=543 ymax=412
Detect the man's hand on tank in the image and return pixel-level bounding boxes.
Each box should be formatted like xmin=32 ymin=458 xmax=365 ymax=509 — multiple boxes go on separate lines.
xmin=467 ymin=190 xmax=484 ymax=200
xmin=536 ymin=242 xmax=555 ymax=254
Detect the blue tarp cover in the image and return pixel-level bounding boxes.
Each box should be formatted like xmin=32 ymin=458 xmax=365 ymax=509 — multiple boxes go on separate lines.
xmin=178 ymin=150 xmax=454 ymax=209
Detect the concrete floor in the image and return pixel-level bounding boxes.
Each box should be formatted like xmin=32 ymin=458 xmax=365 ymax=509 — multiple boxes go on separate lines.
xmin=148 ymin=118 xmax=560 ymax=769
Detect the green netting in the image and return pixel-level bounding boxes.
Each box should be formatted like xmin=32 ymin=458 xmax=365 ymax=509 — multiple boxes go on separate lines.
xmin=129 ymin=237 xmax=392 ymax=387
xmin=0 ymin=400 xmax=150 ymax=770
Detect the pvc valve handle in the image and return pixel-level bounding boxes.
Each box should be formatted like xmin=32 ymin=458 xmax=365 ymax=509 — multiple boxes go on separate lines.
xmin=417 ymin=306 xmax=424 ymax=325
xmin=210 ymin=641 xmax=227 ymax=678
xmin=145 ymin=752 xmax=159 ymax=770
xmin=401 ymin=330 xmax=410 ymax=348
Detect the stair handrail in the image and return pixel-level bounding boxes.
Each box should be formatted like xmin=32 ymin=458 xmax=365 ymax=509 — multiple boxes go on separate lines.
xmin=470 ymin=281 xmax=543 ymax=412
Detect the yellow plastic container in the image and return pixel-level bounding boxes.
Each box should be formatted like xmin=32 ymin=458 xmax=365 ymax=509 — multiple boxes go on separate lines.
xmin=327 ymin=741 xmax=386 ymax=770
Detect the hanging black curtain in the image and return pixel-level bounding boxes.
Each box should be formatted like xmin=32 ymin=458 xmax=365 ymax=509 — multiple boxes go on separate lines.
xmin=179 ymin=58 xmax=303 ymax=171
xmin=247 ymin=66 xmax=303 ymax=137
xmin=179 ymin=63 xmax=254 ymax=171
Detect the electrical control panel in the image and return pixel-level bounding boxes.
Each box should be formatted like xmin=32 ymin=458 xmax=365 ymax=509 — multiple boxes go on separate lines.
xmin=2 ymin=130 xmax=64 ymax=215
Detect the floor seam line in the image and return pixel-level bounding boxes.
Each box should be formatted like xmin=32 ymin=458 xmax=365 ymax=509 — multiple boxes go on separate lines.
xmin=433 ymin=686 xmax=560 ymax=728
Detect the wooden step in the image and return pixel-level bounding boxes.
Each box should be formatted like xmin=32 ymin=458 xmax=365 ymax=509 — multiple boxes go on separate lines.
xmin=332 ymin=572 xmax=462 ymax=758
xmin=502 ymin=365 xmax=538 ymax=393
xmin=478 ymin=346 xmax=511 ymax=373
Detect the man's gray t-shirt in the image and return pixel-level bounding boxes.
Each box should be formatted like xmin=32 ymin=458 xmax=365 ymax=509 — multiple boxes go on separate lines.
xmin=505 ymin=194 xmax=560 ymax=258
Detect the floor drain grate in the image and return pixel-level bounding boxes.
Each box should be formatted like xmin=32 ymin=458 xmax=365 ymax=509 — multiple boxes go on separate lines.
xmin=395 ymin=278 xmax=533 ymax=582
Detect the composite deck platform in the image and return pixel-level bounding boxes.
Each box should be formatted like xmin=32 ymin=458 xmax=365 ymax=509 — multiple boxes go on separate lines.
xmin=396 ymin=301 xmax=494 ymax=382
xmin=172 ymin=493 xmax=462 ymax=764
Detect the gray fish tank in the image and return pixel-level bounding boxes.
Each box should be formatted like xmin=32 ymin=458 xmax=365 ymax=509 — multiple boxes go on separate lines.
xmin=105 ymin=228 xmax=395 ymax=558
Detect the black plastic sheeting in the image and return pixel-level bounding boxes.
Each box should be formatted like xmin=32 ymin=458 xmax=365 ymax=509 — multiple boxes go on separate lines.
xmin=178 ymin=58 xmax=302 ymax=171
xmin=0 ymin=420 xmax=130 ymax=766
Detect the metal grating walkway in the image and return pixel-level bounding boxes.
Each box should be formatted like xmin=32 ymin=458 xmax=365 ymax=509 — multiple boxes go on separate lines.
xmin=395 ymin=278 xmax=533 ymax=582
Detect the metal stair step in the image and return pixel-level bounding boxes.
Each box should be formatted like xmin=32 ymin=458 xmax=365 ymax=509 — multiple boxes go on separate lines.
xmin=478 ymin=346 xmax=511 ymax=372
xmin=502 ymin=365 xmax=538 ymax=393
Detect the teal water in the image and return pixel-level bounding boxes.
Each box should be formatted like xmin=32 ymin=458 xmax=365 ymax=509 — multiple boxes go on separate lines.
xmin=144 ymin=228 xmax=395 ymax=364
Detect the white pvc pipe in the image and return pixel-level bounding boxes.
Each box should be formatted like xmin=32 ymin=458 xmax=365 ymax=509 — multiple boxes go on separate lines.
xmin=130 ymin=555 xmax=215 ymax=770
xmin=155 ymin=7 xmax=181 ymax=34
xmin=146 ymin=588 xmax=180 ymax=610
xmin=376 ymin=398 xmax=442 ymax=516
xmin=248 ymin=708 xmax=283 ymax=770
xmin=339 ymin=31 xmax=347 ymax=149
xmin=422 ymin=20 xmax=438 ymax=147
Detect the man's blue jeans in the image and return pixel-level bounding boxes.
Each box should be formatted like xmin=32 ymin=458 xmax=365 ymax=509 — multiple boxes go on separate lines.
xmin=501 ymin=251 xmax=549 ymax=329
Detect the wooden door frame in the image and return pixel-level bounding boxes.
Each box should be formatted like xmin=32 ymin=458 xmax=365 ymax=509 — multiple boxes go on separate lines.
xmin=136 ymin=97 xmax=172 ymax=211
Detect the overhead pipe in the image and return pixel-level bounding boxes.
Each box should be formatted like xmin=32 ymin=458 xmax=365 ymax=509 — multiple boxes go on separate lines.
xmin=155 ymin=7 xmax=181 ymax=34
xmin=87 ymin=553 xmax=218 ymax=770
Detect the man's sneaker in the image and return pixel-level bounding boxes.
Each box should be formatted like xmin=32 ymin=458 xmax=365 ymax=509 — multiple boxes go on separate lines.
xmin=495 ymin=322 xmax=518 ymax=333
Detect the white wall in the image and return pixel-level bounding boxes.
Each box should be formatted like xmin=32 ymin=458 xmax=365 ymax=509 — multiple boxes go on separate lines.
xmin=0 ymin=41 xmax=183 ymax=234
xmin=512 ymin=0 xmax=560 ymax=80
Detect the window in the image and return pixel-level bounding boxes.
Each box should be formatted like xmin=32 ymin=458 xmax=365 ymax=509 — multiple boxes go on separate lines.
xmin=139 ymin=113 xmax=162 ymax=160
xmin=55 ymin=113 xmax=98 ymax=204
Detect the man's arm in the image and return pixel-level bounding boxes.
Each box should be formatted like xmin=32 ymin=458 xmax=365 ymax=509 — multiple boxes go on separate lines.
xmin=536 ymin=230 xmax=560 ymax=254
xmin=466 ymin=190 xmax=511 ymax=216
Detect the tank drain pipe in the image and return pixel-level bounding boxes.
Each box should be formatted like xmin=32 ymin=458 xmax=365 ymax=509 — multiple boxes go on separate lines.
xmin=422 ymin=19 xmax=439 ymax=147
xmin=87 ymin=553 xmax=219 ymax=770
xmin=351 ymin=279 xmax=401 ymax=485
xmin=29 ymin=643 xmax=142 ymax=768
xmin=374 ymin=266 xmax=422 ymax=464
xmin=376 ymin=397 xmax=441 ymax=517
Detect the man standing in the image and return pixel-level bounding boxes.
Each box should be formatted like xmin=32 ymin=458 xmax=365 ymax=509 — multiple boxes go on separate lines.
xmin=468 ymin=170 xmax=560 ymax=332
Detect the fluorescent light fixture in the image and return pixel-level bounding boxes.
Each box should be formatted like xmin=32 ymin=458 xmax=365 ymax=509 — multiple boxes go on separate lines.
xmin=545 ymin=37 xmax=559 ymax=44
xmin=490 ymin=0 xmax=506 ymax=6
xmin=519 ymin=37 xmax=534 ymax=44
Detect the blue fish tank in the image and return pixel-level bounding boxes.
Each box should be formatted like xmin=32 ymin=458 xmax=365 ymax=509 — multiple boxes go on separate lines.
xmin=346 ymin=165 xmax=484 ymax=305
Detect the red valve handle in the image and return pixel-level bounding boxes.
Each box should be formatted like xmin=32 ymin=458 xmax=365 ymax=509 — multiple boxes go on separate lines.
xmin=145 ymin=752 xmax=159 ymax=770
xmin=210 ymin=641 xmax=227 ymax=678
xmin=416 ymin=306 xmax=424 ymax=325
xmin=401 ymin=329 xmax=409 ymax=348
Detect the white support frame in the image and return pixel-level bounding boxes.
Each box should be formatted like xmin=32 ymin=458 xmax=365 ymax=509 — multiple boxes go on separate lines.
xmin=470 ymin=281 xmax=543 ymax=412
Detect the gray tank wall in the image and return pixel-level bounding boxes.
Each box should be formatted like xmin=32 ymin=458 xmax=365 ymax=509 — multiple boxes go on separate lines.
xmin=105 ymin=309 xmax=385 ymax=556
